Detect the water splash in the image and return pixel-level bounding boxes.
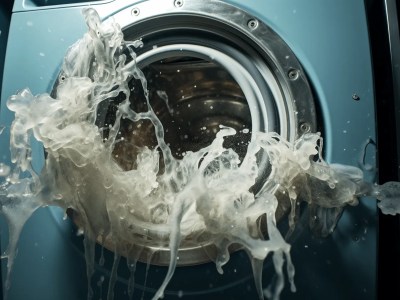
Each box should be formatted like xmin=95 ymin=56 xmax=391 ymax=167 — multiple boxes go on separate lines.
xmin=1 ymin=8 xmax=400 ymax=300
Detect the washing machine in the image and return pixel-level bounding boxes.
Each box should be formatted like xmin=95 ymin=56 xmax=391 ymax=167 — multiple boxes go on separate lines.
xmin=0 ymin=0 xmax=385 ymax=299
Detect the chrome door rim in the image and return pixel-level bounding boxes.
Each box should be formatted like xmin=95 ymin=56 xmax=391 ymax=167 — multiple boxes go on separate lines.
xmin=93 ymin=0 xmax=317 ymax=266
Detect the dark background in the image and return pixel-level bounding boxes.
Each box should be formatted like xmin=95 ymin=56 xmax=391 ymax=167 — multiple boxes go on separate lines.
xmin=0 ymin=0 xmax=399 ymax=299
xmin=0 ymin=0 xmax=13 ymax=101
xmin=366 ymin=0 xmax=400 ymax=299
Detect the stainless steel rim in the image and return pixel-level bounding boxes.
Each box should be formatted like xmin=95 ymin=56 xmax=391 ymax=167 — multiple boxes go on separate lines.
xmin=96 ymin=0 xmax=317 ymax=266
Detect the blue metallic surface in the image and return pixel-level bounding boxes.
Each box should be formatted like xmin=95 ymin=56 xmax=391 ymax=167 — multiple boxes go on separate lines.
xmin=1 ymin=0 xmax=377 ymax=299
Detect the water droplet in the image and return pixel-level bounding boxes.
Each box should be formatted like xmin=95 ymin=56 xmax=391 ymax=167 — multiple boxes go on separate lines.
xmin=0 ymin=163 xmax=11 ymax=177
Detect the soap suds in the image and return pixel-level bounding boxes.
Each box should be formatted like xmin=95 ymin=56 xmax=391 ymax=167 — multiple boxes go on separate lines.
xmin=1 ymin=8 xmax=399 ymax=300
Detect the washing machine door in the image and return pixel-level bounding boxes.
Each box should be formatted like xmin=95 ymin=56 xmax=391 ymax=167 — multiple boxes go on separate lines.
xmin=1 ymin=1 xmax=377 ymax=300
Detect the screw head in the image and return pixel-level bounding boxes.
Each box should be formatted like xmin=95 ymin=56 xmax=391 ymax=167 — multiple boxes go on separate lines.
xmin=288 ymin=69 xmax=299 ymax=80
xmin=352 ymin=93 xmax=360 ymax=101
xmin=300 ymin=122 xmax=311 ymax=133
xmin=174 ymin=0 xmax=184 ymax=7
xmin=132 ymin=7 xmax=140 ymax=16
xmin=247 ymin=19 xmax=259 ymax=30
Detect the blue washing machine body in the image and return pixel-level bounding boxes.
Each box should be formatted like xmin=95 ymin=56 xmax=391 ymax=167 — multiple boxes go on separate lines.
xmin=1 ymin=0 xmax=377 ymax=299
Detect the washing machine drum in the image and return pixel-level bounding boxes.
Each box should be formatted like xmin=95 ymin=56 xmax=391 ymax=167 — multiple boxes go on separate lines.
xmin=55 ymin=1 xmax=317 ymax=267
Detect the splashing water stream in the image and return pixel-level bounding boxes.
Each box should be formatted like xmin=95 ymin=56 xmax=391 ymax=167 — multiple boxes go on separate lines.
xmin=1 ymin=9 xmax=400 ymax=300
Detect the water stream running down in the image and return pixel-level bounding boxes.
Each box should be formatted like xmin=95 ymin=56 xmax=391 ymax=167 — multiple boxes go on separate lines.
xmin=1 ymin=8 xmax=400 ymax=300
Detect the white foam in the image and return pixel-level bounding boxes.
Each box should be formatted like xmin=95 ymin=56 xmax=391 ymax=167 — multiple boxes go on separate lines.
xmin=0 ymin=8 xmax=399 ymax=300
